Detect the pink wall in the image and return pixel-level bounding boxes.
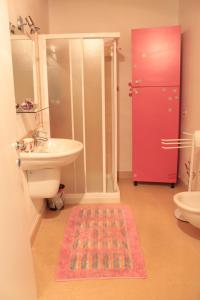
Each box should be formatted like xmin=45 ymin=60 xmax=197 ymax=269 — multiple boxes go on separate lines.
xmin=47 ymin=0 xmax=179 ymax=172
xmin=179 ymin=0 xmax=200 ymax=189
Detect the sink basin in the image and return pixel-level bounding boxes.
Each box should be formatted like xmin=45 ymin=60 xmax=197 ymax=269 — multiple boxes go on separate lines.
xmin=20 ymin=138 xmax=83 ymax=170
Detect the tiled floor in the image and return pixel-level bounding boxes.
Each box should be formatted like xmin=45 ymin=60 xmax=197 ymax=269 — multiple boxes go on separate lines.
xmin=32 ymin=179 xmax=200 ymax=300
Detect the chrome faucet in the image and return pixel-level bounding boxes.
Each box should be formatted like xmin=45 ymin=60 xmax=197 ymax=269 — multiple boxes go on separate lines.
xmin=32 ymin=128 xmax=48 ymax=146
xmin=12 ymin=141 xmax=25 ymax=151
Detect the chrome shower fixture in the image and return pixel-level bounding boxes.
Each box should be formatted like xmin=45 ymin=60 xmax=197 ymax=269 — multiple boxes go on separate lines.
xmin=9 ymin=22 xmax=16 ymax=34
xmin=17 ymin=16 xmax=27 ymax=32
xmin=25 ymin=16 xmax=40 ymax=34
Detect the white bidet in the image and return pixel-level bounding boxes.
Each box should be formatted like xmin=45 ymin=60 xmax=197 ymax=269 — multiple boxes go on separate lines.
xmin=174 ymin=192 xmax=200 ymax=229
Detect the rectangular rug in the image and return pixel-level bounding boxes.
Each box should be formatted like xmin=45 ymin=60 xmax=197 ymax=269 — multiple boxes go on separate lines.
xmin=56 ymin=205 xmax=146 ymax=280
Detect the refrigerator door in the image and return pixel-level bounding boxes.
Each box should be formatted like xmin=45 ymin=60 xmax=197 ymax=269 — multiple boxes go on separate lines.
xmin=132 ymin=87 xmax=180 ymax=183
xmin=132 ymin=26 xmax=181 ymax=87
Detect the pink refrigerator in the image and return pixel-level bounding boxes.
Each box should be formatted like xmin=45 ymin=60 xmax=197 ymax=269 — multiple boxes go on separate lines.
xmin=131 ymin=26 xmax=181 ymax=186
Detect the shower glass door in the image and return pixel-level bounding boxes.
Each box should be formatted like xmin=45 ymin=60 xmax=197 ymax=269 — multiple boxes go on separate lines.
xmin=83 ymin=39 xmax=104 ymax=192
xmin=45 ymin=38 xmax=105 ymax=193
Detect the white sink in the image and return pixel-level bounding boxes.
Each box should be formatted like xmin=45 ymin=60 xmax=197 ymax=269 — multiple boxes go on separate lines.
xmin=20 ymin=138 xmax=83 ymax=170
xmin=20 ymin=138 xmax=83 ymax=199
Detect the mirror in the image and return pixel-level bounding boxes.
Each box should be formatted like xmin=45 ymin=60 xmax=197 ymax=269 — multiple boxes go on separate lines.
xmin=11 ymin=35 xmax=39 ymax=112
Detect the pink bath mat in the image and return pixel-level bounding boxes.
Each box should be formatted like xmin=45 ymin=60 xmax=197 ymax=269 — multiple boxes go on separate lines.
xmin=56 ymin=205 xmax=146 ymax=280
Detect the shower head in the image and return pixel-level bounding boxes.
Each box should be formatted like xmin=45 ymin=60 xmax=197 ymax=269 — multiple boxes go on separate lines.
xmin=25 ymin=16 xmax=40 ymax=34
xmin=17 ymin=16 xmax=27 ymax=32
xmin=9 ymin=22 xmax=16 ymax=34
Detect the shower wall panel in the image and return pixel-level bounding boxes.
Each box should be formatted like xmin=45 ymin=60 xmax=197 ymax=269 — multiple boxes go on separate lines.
xmin=43 ymin=35 xmax=118 ymax=195
xmin=46 ymin=39 xmax=75 ymax=193
xmin=105 ymin=53 xmax=113 ymax=192
xmin=83 ymin=39 xmax=104 ymax=192
xmin=47 ymin=40 xmax=72 ymax=138
xmin=70 ymin=40 xmax=85 ymax=193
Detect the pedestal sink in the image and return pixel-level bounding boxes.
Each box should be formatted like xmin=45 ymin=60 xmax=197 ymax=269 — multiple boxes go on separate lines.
xmin=20 ymin=138 xmax=83 ymax=198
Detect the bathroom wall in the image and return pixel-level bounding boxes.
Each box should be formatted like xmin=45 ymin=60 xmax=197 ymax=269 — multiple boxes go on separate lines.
xmin=179 ymin=0 xmax=200 ymax=189
xmin=7 ymin=0 xmax=49 ymax=141
xmin=7 ymin=0 xmax=49 ymax=238
xmin=7 ymin=0 xmax=49 ymax=33
xmin=0 ymin=0 xmax=36 ymax=298
xmin=47 ymin=0 xmax=179 ymax=173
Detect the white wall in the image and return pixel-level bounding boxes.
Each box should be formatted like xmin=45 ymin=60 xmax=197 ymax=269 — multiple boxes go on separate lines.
xmin=179 ymin=0 xmax=200 ymax=189
xmin=48 ymin=0 xmax=179 ymax=172
xmin=0 ymin=0 xmax=36 ymax=299
xmin=7 ymin=0 xmax=49 ymax=237
xmin=7 ymin=0 xmax=49 ymax=33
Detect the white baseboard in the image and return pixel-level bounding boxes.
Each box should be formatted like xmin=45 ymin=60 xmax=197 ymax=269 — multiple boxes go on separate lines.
xmin=30 ymin=201 xmax=46 ymax=246
xmin=63 ymin=186 xmax=120 ymax=204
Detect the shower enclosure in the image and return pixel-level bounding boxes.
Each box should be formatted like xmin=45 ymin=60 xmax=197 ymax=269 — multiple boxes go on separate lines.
xmin=39 ymin=33 xmax=120 ymax=202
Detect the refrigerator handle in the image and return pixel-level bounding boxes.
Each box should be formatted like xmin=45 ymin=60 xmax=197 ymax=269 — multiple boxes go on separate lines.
xmin=128 ymin=89 xmax=139 ymax=97
xmin=128 ymin=81 xmax=133 ymax=88
xmin=135 ymin=79 xmax=143 ymax=84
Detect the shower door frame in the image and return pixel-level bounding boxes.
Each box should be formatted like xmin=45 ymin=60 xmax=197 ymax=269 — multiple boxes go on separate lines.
xmin=39 ymin=32 xmax=120 ymax=203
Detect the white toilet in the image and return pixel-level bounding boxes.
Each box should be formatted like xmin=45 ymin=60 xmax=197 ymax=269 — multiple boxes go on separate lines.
xmin=174 ymin=192 xmax=200 ymax=229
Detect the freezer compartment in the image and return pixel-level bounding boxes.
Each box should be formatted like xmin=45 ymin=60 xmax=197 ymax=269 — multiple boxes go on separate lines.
xmin=131 ymin=26 xmax=181 ymax=87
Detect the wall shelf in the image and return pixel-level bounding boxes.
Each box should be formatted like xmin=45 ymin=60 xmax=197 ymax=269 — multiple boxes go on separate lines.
xmin=16 ymin=107 xmax=48 ymax=114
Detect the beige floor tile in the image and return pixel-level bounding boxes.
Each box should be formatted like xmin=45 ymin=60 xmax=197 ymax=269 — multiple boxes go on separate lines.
xmin=32 ymin=180 xmax=200 ymax=300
